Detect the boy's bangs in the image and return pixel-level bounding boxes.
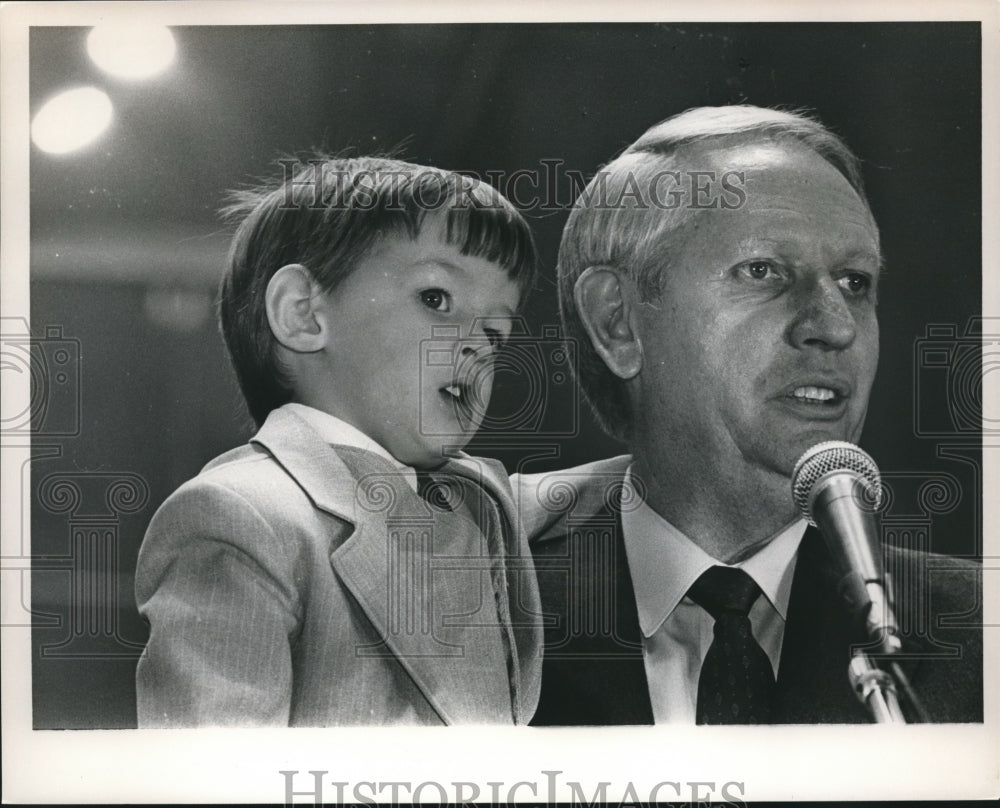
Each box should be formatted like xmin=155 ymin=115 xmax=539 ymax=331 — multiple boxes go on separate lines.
xmin=441 ymin=184 xmax=537 ymax=294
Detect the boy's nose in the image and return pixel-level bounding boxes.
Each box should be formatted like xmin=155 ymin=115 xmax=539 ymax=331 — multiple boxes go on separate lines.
xmin=459 ymin=337 xmax=494 ymax=361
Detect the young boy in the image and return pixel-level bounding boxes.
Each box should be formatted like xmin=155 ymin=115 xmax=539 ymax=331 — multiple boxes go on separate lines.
xmin=135 ymin=156 xmax=542 ymax=726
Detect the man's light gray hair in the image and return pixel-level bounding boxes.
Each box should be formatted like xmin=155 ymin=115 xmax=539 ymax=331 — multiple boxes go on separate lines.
xmin=557 ymin=105 xmax=874 ymax=441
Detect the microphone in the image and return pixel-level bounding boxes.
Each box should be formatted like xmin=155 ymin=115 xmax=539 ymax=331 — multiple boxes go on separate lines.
xmin=791 ymin=441 xmax=902 ymax=655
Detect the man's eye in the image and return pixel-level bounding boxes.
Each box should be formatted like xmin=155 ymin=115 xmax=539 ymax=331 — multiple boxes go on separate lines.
xmin=739 ymin=260 xmax=780 ymax=281
xmin=419 ymin=289 xmax=451 ymax=312
xmin=839 ymin=272 xmax=872 ymax=296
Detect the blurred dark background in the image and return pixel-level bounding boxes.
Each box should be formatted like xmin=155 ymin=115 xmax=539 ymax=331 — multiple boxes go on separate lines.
xmin=26 ymin=22 xmax=982 ymax=728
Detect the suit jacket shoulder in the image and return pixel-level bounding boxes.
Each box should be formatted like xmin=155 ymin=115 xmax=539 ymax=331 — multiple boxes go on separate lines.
xmin=135 ymin=412 xmax=369 ymax=726
xmin=882 ymin=542 xmax=983 ymax=722
xmin=136 ymin=412 xmax=364 ymax=611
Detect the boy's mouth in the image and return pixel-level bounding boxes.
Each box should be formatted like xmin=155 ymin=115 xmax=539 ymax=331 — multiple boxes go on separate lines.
xmin=440 ymin=379 xmax=486 ymax=426
xmin=440 ymin=382 xmax=470 ymax=411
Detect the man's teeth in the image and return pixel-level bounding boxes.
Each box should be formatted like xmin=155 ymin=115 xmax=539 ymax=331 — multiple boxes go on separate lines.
xmin=791 ymin=386 xmax=837 ymax=402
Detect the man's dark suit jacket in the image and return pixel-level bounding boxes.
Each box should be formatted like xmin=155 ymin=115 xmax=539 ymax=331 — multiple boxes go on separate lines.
xmin=516 ymin=459 xmax=982 ymax=725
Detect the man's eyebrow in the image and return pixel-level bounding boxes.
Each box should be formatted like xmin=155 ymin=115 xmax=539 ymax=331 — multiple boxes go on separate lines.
xmin=742 ymin=237 xmax=883 ymax=268
xmin=841 ymin=247 xmax=883 ymax=266
xmin=851 ymin=250 xmax=886 ymax=277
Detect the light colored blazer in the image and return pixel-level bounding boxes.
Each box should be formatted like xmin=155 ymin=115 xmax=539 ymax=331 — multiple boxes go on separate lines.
xmin=135 ymin=408 xmax=542 ymax=726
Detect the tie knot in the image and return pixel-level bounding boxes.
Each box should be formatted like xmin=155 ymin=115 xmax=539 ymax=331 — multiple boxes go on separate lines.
xmin=688 ymin=566 xmax=762 ymax=620
xmin=416 ymin=471 xmax=458 ymax=511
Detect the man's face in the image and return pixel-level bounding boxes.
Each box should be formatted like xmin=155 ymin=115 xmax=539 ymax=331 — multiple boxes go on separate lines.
xmin=312 ymin=216 xmax=521 ymax=468
xmin=632 ymin=141 xmax=881 ymax=485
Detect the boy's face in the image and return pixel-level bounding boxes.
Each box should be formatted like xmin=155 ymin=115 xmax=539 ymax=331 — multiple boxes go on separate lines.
xmin=310 ymin=216 xmax=522 ymax=468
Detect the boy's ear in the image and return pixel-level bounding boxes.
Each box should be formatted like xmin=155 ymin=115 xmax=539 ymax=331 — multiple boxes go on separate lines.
xmin=574 ymin=266 xmax=643 ymax=380
xmin=265 ymin=264 xmax=328 ymax=352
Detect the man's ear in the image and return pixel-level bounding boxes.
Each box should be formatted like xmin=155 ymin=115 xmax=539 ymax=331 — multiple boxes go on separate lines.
xmin=265 ymin=264 xmax=328 ymax=352
xmin=573 ymin=266 xmax=643 ymax=380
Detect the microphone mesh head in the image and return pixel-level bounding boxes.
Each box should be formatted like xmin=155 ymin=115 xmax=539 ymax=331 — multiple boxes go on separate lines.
xmin=791 ymin=441 xmax=882 ymax=525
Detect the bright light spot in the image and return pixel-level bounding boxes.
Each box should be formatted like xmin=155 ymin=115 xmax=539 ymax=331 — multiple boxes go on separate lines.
xmin=144 ymin=287 xmax=213 ymax=333
xmin=31 ymin=87 xmax=113 ymax=155
xmin=87 ymin=24 xmax=176 ymax=79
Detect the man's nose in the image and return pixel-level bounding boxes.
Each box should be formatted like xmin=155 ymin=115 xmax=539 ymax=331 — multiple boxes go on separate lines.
xmin=786 ymin=275 xmax=857 ymax=351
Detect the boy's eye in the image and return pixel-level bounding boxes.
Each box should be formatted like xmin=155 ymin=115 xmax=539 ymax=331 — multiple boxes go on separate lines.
xmin=419 ymin=289 xmax=451 ymax=312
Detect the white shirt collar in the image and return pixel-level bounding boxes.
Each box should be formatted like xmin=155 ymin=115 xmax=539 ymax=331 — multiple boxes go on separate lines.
xmin=621 ymin=465 xmax=806 ymax=638
xmin=281 ymin=402 xmax=418 ymax=490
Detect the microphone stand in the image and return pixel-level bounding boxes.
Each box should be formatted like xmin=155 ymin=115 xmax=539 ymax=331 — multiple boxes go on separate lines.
xmin=845 ymin=594 xmax=930 ymax=724
xmin=848 ymin=576 xmax=910 ymax=723
xmin=848 ymin=651 xmax=906 ymax=723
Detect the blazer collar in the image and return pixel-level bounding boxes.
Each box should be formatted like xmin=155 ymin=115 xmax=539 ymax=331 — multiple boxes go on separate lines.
xmin=250 ymin=407 xmax=363 ymax=524
xmin=251 ymin=407 xmax=517 ymax=524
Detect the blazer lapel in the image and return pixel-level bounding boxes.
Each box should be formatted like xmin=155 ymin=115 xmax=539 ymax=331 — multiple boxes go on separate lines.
xmin=251 ymin=410 xmax=513 ymax=724
xmin=251 ymin=407 xmax=363 ymax=523
xmin=532 ymin=506 xmax=653 ymax=725
xmin=439 ymin=454 xmax=544 ymax=721
xmin=773 ymin=527 xmax=869 ymax=723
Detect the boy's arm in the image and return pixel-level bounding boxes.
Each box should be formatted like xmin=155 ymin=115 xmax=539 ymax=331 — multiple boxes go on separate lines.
xmin=135 ymin=480 xmax=302 ymax=727
xmin=512 ymin=454 xmax=633 ymax=543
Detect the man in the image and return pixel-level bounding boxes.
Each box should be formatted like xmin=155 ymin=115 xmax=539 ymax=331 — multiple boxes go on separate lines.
xmin=519 ymin=105 xmax=982 ymax=724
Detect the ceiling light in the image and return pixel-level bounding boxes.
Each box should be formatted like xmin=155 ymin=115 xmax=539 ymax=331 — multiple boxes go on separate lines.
xmin=31 ymin=87 xmax=113 ymax=155
xmin=87 ymin=24 xmax=176 ymax=80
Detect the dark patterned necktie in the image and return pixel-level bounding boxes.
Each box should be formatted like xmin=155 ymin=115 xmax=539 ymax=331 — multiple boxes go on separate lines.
xmin=688 ymin=566 xmax=775 ymax=724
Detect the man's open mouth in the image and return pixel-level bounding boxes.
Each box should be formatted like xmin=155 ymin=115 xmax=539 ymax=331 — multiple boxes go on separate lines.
xmin=787 ymin=385 xmax=842 ymax=405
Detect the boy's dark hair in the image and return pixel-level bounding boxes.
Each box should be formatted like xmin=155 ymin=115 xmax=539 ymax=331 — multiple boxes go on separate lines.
xmin=219 ymin=155 xmax=538 ymax=426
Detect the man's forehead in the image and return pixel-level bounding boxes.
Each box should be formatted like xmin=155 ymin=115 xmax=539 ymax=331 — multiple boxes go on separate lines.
xmin=672 ymin=136 xmax=846 ymax=183
xmin=672 ymin=138 xmax=876 ymax=225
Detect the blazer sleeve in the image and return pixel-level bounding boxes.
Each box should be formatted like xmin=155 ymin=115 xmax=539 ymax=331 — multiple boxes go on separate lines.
xmin=512 ymin=454 xmax=633 ymax=544
xmin=135 ymin=479 xmax=303 ymax=727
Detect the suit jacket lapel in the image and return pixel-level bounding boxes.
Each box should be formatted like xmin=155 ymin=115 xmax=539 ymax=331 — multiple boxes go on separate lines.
xmin=439 ymin=454 xmax=544 ymax=721
xmin=251 ymin=409 xmax=514 ymax=724
xmin=328 ymin=478 xmax=513 ymax=725
xmin=251 ymin=407 xmax=362 ymax=523
xmin=773 ymin=526 xmax=869 ymax=723
xmin=532 ymin=505 xmax=653 ymax=725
